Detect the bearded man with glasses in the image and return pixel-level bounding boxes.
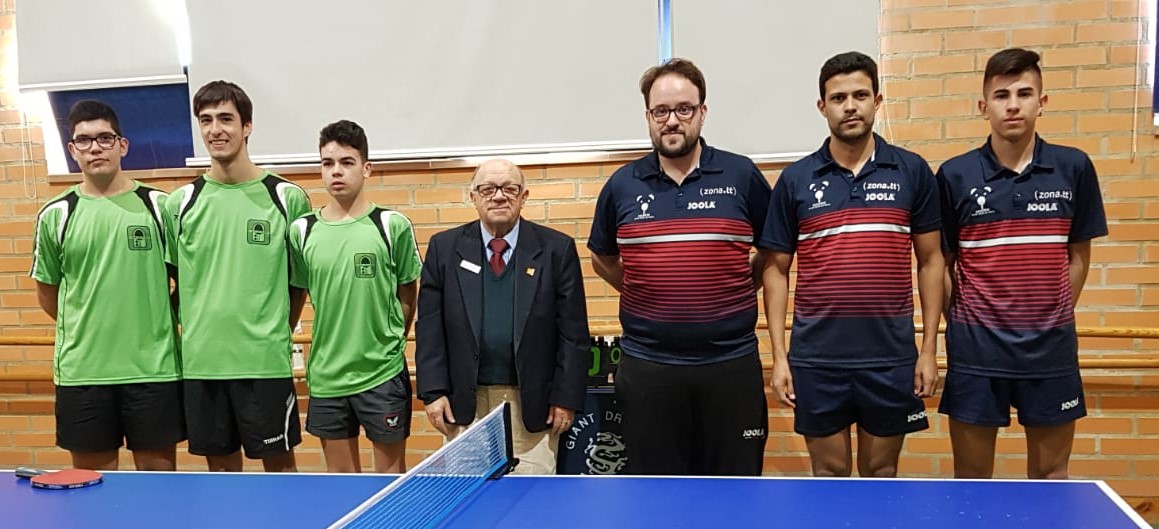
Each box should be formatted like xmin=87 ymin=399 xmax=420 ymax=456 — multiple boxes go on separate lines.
xmin=588 ymin=58 xmax=773 ymax=476
xmin=416 ymin=159 xmax=590 ymax=474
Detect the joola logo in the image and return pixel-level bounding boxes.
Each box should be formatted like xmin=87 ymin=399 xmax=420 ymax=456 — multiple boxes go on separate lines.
xmin=687 ymin=201 xmax=716 ymax=210
xmin=1060 ymin=397 xmax=1080 ymax=411
xmin=866 ymin=192 xmax=895 ymax=201
xmin=907 ymin=411 xmax=927 ymax=423
xmin=742 ymin=428 xmax=766 ymax=440
xmin=1027 ymin=202 xmax=1058 ymax=212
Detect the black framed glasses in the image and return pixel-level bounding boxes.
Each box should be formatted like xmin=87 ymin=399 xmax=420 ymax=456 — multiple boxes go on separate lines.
xmin=474 ymin=183 xmax=523 ymax=198
xmin=70 ymin=134 xmax=120 ymax=150
xmin=647 ymin=104 xmax=700 ymax=122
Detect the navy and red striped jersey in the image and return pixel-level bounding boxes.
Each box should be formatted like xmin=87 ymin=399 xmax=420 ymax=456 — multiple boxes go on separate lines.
xmin=759 ymin=134 xmax=941 ymax=368
xmin=938 ymin=136 xmax=1107 ymax=378
xmin=588 ymin=140 xmax=771 ymax=365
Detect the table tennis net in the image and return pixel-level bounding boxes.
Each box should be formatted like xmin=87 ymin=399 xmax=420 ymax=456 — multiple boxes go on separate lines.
xmin=329 ymin=402 xmax=515 ymax=529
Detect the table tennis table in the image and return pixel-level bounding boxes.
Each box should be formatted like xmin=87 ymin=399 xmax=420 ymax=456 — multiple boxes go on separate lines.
xmin=1 ymin=470 xmax=1150 ymax=529
xmin=1 ymin=404 xmax=1150 ymax=528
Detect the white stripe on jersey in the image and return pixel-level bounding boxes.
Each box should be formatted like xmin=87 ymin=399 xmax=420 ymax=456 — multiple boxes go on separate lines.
xmin=798 ymin=222 xmax=911 ymax=241
xmin=616 ymin=233 xmax=753 ymax=245
xmin=958 ymin=234 xmax=1069 ymax=249
xmin=145 ymin=189 xmax=166 ymax=231
xmin=176 ymin=183 xmax=197 ymax=217
xmin=289 ymin=217 xmax=309 ymax=248
xmin=378 ymin=210 xmax=419 ymax=264
xmin=274 ymin=181 xmax=299 ymax=213
xmin=30 ymin=200 xmax=71 ymax=278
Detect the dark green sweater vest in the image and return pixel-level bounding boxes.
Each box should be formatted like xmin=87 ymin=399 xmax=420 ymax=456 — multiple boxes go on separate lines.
xmin=479 ymin=261 xmax=518 ymax=385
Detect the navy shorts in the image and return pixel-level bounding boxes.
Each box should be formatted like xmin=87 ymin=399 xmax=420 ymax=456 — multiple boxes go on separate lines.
xmin=938 ymin=371 xmax=1086 ymax=427
xmin=791 ymin=364 xmax=929 ymax=438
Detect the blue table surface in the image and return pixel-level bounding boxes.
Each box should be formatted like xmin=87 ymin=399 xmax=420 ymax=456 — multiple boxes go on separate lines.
xmin=1 ymin=471 xmax=1148 ymax=529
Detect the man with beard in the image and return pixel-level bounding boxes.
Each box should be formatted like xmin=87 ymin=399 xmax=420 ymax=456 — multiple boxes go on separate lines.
xmin=164 ymin=81 xmax=311 ymax=472
xmin=588 ymin=58 xmax=771 ymax=476
xmin=759 ymin=51 xmax=944 ymax=478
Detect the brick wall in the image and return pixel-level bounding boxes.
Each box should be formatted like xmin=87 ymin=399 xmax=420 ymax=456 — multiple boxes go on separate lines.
xmin=0 ymin=0 xmax=1155 ymax=509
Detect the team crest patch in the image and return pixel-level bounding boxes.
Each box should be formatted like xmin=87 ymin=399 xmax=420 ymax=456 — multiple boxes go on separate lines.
xmin=355 ymin=253 xmax=377 ymax=278
xmin=246 ymin=219 xmax=271 ymax=245
xmin=808 ymin=181 xmax=831 ymax=210
xmin=126 ymin=225 xmax=152 ymax=251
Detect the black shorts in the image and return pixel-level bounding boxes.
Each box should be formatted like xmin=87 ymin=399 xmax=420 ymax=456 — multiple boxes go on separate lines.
xmin=306 ymin=370 xmax=412 ymax=444
xmin=615 ymin=352 xmax=767 ymax=476
xmin=55 ymin=381 xmax=185 ymax=453
xmin=183 ymin=378 xmax=302 ymax=459
xmin=938 ymin=370 xmax=1086 ymax=427
xmin=791 ymin=364 xmax=929 ymax=438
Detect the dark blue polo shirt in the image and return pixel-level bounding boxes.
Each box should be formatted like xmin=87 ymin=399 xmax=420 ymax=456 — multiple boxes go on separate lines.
xmin=937 ymin=135 xmax=1108 ymax=378
xmin=588 ymin=139 xmax=771 ymax=365
xmin=759 ymin=134 xmax=941 ymax=368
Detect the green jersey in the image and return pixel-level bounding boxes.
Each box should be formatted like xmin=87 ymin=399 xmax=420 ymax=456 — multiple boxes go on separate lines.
xmin=163 ymin=171 xmax=310 ymax=379
xmin=30 ymin=183 xmax=179 ymax=386
xmin=289 ymin=205 xmax=422 ymax=398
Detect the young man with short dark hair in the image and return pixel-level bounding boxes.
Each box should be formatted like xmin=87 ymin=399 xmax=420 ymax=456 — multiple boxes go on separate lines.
xmin=937 ymin=48 xmax=1108 ymax=479
xmin=32 ymin=99 xmax=183 ymax=471
xmin=289 ymin=120 xmax=421 ymax=473
xmin=164 ymin=81 xmax=311 ymax=472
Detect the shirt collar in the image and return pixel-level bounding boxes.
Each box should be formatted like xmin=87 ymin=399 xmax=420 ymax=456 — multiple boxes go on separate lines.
xmin=980 ymin=134 xmax=1052 ymax=181
xmin=633 ymin=137 xmax=723 ymax=180
xmin=811 ymin=133 xmax=897 ymax=178
xmin=481 ymin=218 xmax=521 ymax=252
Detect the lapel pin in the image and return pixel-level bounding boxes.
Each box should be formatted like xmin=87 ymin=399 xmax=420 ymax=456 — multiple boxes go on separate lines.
xmin=526 ymin=267 xmax=536 ymax=277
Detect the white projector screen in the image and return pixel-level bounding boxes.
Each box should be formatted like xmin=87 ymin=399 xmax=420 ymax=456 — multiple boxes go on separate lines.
xmin=16 ymin=0 xmax=186 ymax=91
xmin=671 ymin=0 xmax=881 ymax=161
xmin=185 ymin=0 xmax=659 ymax=164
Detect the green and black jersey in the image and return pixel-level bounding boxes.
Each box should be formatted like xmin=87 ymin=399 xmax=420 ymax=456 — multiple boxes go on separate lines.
xmin=289 ymin=205 xmax=421 ymax=398
xmin=30 ymin=182 xmax=179 ymax=386
xmin=163 ymin=171 xmax=310 ymax=379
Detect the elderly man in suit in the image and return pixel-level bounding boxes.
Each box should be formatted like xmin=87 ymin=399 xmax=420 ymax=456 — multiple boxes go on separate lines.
xmin=415 ymin=158 xmax=590 ymax=474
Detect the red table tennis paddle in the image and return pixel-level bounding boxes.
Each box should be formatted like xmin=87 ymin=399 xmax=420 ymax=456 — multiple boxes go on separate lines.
xmin=15 ymin=467 xmax=103 ymax=489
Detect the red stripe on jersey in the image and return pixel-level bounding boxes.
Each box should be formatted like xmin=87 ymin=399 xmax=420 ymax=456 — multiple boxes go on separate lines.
xmin=959 ymin=218 xmax=1070 ymax=241
xmin=618 ymin=218 xmax=755 ymax=323
xmin=799 ymin=207 xmax=910 ymax=233
xmin=953 ymin=218 xmax=1073 ymax=330
xmin=793 ymin=209 xmax=915 ymax=319
xmin=618 ymin=218 xmax=753 ymax=239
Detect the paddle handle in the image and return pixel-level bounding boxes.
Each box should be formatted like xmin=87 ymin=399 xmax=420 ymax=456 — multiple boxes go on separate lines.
xmin=14 ymin=467 xmax=46 ymax=479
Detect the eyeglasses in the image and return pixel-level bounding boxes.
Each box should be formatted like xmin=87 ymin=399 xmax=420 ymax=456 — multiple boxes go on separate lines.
xmin=647 ymin=104 xmax=700 ymax=122
xmin=70 ymin=134 xmax=120 ymax=150
xmin=474 ymin=183 xmax=523 ymax=198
